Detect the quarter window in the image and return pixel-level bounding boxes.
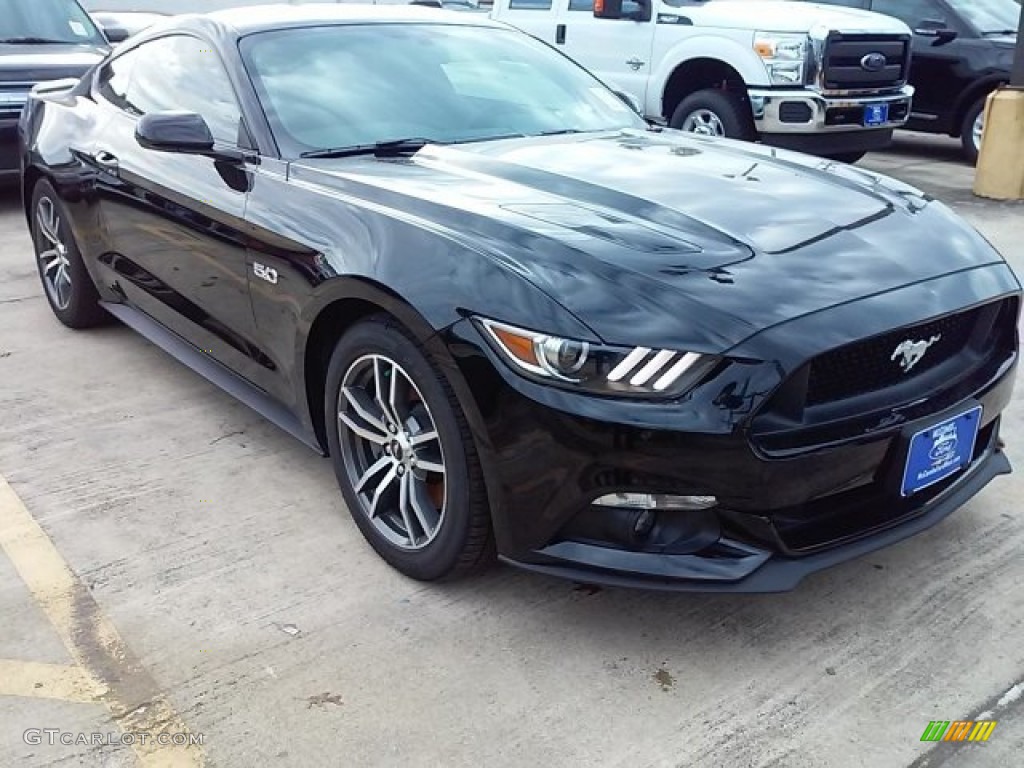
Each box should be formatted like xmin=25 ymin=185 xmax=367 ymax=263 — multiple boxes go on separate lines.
xmin=97 ymin=51 xmax=136 ymax=113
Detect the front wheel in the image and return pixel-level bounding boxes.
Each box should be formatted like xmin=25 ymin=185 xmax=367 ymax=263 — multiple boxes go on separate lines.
xmin=960 ymin=93 xmax=989 ymax=165
xmin=669 ymin=89 xmax=757 ymax=142
xmin=324 ymin=315 xmax=493 ymax=581
xmin=30 ymin=179 xmax=108 ymax=328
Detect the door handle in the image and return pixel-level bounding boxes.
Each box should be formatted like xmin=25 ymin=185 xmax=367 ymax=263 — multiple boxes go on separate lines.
xmin=555 ymin=24 xmax=566 ymax=45
xmin=95 ymin=150 xmax=120 ymax=176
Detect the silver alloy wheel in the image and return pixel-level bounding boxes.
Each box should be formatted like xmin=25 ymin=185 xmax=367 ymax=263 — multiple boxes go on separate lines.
xmin=35 ymin=197 xmax=73 ymax=311
xmin=681 ymin=109 xmax=726 ymax=137
xmin=337 ymin=354 xmax=446 ymax=550
xmin=972 ymin=109 xmax=984 ymax=155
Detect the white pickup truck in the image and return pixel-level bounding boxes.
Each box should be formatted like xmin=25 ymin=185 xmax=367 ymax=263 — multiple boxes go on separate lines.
xmin=491 ymin=0 xmax=915 ymax=161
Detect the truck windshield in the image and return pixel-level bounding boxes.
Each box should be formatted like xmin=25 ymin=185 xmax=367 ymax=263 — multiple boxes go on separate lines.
xmin=947 ymin=0 xmax=1020 ymax=36
xmin=0 ymin=0 xmax=106 ymax=46
xmin=241 ymin=23 xmax=648 ymax=158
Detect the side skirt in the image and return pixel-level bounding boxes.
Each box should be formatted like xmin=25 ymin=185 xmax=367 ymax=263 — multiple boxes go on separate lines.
xmin=100 ymin=301 xmax=325 ymax=456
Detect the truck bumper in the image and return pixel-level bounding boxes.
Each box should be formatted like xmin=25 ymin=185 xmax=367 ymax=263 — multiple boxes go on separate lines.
xmin=748 ymin=85 xmax=913 ymax=155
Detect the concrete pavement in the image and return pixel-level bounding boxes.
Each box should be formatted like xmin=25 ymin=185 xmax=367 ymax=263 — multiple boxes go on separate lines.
xmin=1 ymin=134 xmax=1022 ymax=767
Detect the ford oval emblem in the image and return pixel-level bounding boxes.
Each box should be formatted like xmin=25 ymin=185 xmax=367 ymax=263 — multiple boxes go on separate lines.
xmin=860 ymin=52 xmax=887 ymax=73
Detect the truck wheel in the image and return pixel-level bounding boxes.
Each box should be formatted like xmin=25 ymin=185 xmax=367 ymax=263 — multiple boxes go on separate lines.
xmin=670 ymin=90 xmax=756 ymax=141
xmin=960 ymin=94 xmax=989 ymax=165
xmin=824 ymin=151 xmax=867 ymax=164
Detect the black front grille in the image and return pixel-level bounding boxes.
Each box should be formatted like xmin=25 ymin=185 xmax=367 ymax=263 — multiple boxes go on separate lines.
xmin=822 ymin=34 xmax=910 ymax=91
xmin=806 ymin=307 xmax=982 ymax=407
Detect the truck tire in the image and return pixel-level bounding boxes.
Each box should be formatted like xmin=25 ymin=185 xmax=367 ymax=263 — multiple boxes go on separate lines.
xmin=824 ymin=151 xmax=867 ymax=164
xmin=670 ymin=90 xmax=756 ymax=142
xmin=960 ymin=93 xmax=989 ymax=165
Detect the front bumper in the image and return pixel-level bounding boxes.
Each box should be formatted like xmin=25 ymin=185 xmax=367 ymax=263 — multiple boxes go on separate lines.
xmin=448 ymin=286 xmax=1019 ymax=593
xmin=506 ymin=440 xmax=1010 ymax=593
xmin=748 ymin=85 xmax=913 ymax=154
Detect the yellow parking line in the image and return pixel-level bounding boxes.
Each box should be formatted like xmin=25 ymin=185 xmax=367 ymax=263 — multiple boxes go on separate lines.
xmin=0 ymin=659 xmax=105 ymax=702
xmin=0 ymin=475 xmax=204 ymax=768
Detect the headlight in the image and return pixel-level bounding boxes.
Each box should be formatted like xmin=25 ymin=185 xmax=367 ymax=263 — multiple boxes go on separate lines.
xmin=754 ymin=32 xmax=808 ymax=86
xmin=475 ymin=317 xmax=717 ymax=397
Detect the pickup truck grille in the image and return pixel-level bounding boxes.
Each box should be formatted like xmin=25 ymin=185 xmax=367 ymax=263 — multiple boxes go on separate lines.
xmin=821 ymin=34 xmax=910 ymax=91
xmin=0 ymin=84 xmax=31 ymax=121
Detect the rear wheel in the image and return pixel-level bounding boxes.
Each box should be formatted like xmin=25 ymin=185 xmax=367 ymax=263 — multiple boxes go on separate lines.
xmin=30 ymin=179 xmax=107 ymax=328
xmin=960 ymin=93 xmax=989 ymax=165
xmin=324 ymin=315 xmax=493 ymax=581
xmin=669 ymin=89 xmax=756 ymax=142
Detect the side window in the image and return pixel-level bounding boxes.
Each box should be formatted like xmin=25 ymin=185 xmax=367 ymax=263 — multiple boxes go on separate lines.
xmin=568 ymin=0 xmax=593 ymax=10
xmin=871 ymin=0 xmax=940 ymax=28
xmin=508 ymin=0 xmax=552 ymax=8
xmin=96 ymin=51 xmax=138 ymax=113
xmin=105 ymin=36 xmax=242 ymax=146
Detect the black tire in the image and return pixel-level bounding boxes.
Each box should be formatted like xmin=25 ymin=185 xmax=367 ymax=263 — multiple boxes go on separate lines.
xmin=669 ymin=89 xmax=757 ymax=142
xmin=324 ymin=314 xmax=493 ymax=581
xmin=960 ymin=94 xmax=988 ymax=165
xmin=30 ymin=179 xmax=108 ymax=328
xmin=824 ymin=151 xmax=867 ymax=164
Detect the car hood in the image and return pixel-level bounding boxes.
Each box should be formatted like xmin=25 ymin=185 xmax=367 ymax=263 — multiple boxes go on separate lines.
xmin=0 ymin=44 xmax=107 ymax=83
xmin=294 ymin=130 xmax=1006 ymax=352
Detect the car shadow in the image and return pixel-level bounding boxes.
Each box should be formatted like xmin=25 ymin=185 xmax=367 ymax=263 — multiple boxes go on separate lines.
xmin=0 ymin=185 xmax=22 ymax=214
xmin=886 ymin=132 xmax=969 ymax=165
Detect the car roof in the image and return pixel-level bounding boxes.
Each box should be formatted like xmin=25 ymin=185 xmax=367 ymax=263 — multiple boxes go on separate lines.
xmin=200 ymin=3 xmax=502 ymax=37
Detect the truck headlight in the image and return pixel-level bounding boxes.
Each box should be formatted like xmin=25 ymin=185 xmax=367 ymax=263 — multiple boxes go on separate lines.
xmin=475 ymin=317 xmax=718 ymax=397
xmin=754 ymin=32 xmax=809 ymax=86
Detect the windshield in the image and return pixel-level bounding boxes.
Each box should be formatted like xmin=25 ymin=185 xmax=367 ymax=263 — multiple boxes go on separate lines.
xmin=948 ymin=0 xmax=1020 ymax=34
xmin=0 ymin=0 xmax=106 ymax=46
xmin=240 ymin=23 xmax=646 ymax=157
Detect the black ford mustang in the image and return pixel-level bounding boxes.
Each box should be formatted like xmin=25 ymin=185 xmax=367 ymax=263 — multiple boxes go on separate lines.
xmin=19 ymin=6 xmax=1020 ymax=592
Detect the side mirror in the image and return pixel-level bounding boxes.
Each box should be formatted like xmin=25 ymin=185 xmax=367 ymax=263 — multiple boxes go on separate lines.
xmin=136 ymin=111 xmax=216 ymax=154
xmin=594 ymin=0 xmax=651 ymax=22
xmin=99 ymin=26 xmax=130 ymax=44
xmin=914 ymin=19 xmax=957 ymax=44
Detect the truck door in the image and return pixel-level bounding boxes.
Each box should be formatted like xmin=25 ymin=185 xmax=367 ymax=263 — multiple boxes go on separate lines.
xmin=553 ymin=0 xmax=656 ymax=111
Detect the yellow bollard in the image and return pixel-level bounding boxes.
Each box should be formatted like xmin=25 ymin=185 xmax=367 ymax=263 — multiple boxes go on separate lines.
xmin=973 ymin=88 xmax=1024 ymax=201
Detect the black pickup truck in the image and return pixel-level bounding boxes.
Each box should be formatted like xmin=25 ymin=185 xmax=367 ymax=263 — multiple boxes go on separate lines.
xmin=1 ymin=0 xmax=109 ymax=181
xmin=804 ymin=0 xmax=1020 ymax=162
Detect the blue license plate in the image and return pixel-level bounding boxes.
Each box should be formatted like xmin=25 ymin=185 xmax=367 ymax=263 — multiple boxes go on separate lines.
xmin=864 ymin=103 xmax=889 ymax=127
xmin=901 ymin=406 xmax=982 ymax=497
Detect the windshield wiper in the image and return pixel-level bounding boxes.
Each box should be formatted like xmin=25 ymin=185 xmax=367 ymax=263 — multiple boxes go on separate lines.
xmin=300 ymin=137 xmax=440 ymax=159
xmin=982 ymin=30 xmax=1017 ymax=36
xmin=0 ymin=37 xmax=72 ymax=44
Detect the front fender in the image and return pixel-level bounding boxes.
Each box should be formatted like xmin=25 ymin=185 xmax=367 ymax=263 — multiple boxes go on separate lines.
xmin=647 ymin=35 xmax=768 ymax=116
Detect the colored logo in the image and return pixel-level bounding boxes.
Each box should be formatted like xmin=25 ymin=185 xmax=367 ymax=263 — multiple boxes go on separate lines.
xmin=921 ymin=720 xmax=997 ymax=742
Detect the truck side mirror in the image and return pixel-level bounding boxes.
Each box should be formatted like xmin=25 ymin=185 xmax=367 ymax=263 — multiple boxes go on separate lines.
xmin=594 ymin=0 xmax=651 ymax=22
xmin=914 ymin=18 xmax=958 ymax=45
